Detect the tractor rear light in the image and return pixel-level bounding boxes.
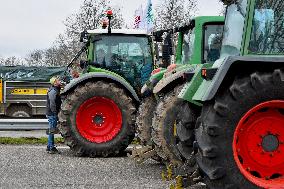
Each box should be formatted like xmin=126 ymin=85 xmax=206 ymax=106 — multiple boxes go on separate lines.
xmin=151 ymin=68 xmax=162 ymax=75
xmin=201 ymin=69 xmax=207 ymax=77
xmin=166 ymin=64 xmax=177 ymax=73
xmin=201 ymin=68 xmax=217 ymax=80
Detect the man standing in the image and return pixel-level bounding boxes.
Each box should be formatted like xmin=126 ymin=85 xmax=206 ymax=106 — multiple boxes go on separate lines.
xmin=46 ymin=76 xmax=62 ymax=154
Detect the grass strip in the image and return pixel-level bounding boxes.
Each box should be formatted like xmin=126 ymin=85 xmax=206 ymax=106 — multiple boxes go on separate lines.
xmin=0 ymin=137 xmax=139 ymax=145
xmin=0 ymin=137 xmax=64 ymax=145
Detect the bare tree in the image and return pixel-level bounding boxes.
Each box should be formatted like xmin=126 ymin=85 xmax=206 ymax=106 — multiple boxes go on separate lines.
xmin=0 ymin=56 xmax=25 ymax=66
xmin=48 ymin=0 xmax=125 ymax=66
xmin=155 ymin=0 xmax=198 ymax=30
xmin=25 ymin=44 xmax=75 ymax=67
xmin=23 ymin=0 xmax=125 ymax=67
xmin=25 ymin=50 xmax=45 ymax=66
xmin=0 ymin=57 xmax=4 ymax=65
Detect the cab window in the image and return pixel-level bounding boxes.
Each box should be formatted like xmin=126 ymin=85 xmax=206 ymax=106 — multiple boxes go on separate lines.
xmin=203 ymin=24 xmax=224 ymax=62
xmin=248 ymin=0 xmax=284 ymax=54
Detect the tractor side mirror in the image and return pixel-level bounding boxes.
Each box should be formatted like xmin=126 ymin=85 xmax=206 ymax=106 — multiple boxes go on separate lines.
xmin=79 ymin=60 xmax=88 ymax=69
xmin=164 ymin=33 xmax=174 ymax=55
xmin=155 ymin=43 xmax=159 ymax=60
xmin=80 ymin=30 xmax=88 ymax=43
xmin=161 ymin=44 xmax=171 ymax=68
xmin=221 ymin=0 xmax=234 ymax=5
xmin=153 ymin=31 xmax=164 ymax=42
xmin=160 ymin=32 xmax=173 ymax=68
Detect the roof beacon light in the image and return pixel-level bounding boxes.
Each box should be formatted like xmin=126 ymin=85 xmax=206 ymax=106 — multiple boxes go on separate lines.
xmin=106 ymin=9 xmax=113 ymax=19
xmin=106 ymin=9 xmax=113 ymax=34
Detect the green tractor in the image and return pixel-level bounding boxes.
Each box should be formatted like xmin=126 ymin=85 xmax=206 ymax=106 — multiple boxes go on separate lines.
xmin=134 ymin=16 xmax=224 ymax=166
xmin=178 ymin=0 xmax=284 ymax=188
xmin=58 ymin=11 xmax=161 ymax=157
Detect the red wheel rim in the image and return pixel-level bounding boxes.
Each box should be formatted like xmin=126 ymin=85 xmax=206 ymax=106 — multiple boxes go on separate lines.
xmin=76 ymin=97 xmax=122 ymax=143
xmin=233 ymin=100 xmax=284 ymax=188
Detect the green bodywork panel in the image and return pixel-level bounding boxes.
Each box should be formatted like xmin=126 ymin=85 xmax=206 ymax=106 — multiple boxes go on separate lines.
xmin=149 ymin=68 xmax=167 ymax=82
xmin=87 ymin=65 xmax=136 ymax=91
xmin=88 ymin=66 xmax=123 ymax=78
xmin=175 ymin=32 xmax=183 ymax=64
xmin=178 ymin=63 xmax=213 ymax=105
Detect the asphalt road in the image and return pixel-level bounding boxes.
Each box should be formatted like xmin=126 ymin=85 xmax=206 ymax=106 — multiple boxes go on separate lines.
xmin=0 ymin=145 xmax=169 ymax=189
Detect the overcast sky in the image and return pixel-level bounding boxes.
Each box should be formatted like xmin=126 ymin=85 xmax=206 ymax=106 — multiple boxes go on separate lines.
xmin=0 ymin=0 xmax=223 ymax=58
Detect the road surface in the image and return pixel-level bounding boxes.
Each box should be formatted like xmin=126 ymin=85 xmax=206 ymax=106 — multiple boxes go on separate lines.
xmin=0 ymin=145 xmax=169 ymax=189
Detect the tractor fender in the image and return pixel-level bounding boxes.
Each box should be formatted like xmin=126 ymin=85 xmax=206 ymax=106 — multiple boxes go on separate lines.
xmin=61 ymin=72 xmax=140 ymax=102
xmin=194 ymin=55 xmax=284 ymax=102
xmin=153 ymin=67 xmax=195 ymax=94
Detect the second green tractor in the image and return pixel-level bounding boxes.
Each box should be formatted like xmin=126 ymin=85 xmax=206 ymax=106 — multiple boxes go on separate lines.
xmin=134 ymin=16 xmax=224 ymax=167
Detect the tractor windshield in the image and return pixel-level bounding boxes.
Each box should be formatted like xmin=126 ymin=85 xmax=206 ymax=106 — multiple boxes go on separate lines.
xmin=248 ymin=0 xmax=284 ymax=54
xmin=181 ymin=28 xmax=195 ymax=64
xmin=93 ymin=35 xmax=153 ymax=89
xmin=220 ymin=0 xmax=248 ymax=57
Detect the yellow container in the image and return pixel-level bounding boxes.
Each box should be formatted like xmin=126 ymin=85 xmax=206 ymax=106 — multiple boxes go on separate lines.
xmin=35 ymin=88 xmax=48 ymax=95
xmin=11 ymin=88 xmax=35 ymax=95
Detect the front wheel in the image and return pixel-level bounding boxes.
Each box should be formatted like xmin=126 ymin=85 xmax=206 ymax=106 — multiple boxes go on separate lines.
xmin=151 ymin=85 xmax=197 ymax=165
xmin=59 ymin=81 xmax=136 ymax=157
xmin=196 ymin=70 xmax=284 ymax=189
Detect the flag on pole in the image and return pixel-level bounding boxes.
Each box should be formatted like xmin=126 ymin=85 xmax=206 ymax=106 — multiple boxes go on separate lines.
xmin=133 ymin=0 xmax=154 ymax=33
xmin=145 ymin=0 xmax=154 ymax=33
xmin=133 ymin=5 xmax=144 ymax=29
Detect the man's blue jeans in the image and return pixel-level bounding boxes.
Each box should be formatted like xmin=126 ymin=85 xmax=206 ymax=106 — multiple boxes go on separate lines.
xmin=47 ymin=115 xmax=58 ymax=149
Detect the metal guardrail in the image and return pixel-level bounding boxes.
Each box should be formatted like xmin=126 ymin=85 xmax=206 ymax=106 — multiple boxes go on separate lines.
xmin=0 ymin=119 xmax=48 ymax=130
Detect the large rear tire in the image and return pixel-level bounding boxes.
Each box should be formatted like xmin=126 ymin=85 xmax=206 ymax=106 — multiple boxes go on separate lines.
xmin=196 ymin=70 xmax=284 ymax=189
xmin=59 ymin=81 xmax=136 ymax=157
xmin=151 ymin=85 xmax=197 ymax=165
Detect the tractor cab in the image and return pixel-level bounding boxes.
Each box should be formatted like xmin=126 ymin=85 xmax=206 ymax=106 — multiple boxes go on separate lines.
xmin=177 ymin=17 xmax=224 ymax=65
xmin=140 ymin=16 xmax=224 ymax=96
xmin=81 ymin=29 xmax=154 ymax=90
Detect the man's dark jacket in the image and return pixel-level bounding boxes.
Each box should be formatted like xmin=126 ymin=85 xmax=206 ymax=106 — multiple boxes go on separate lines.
xmin=46 ymin=86 xmax=61 ymax=116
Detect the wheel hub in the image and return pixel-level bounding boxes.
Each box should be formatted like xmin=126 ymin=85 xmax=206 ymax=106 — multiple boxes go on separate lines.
xmin=262 ymin=134 xmax=279 ymax=152
xmin=93 ymin=114 xmax=105 ymax=125
xmin=233 ymin=100 xmax=284 ymax=188
xmin=76 ymin=96 xmax=122 ymax=143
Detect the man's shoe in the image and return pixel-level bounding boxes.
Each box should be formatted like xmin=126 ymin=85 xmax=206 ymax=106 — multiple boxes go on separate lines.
xmin=47 ymin=147 xmax=60 ymax=154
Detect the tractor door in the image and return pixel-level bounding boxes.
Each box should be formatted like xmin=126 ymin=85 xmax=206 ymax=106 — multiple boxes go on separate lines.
xmin=203 ymin=23 xmax=224 ymax=63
